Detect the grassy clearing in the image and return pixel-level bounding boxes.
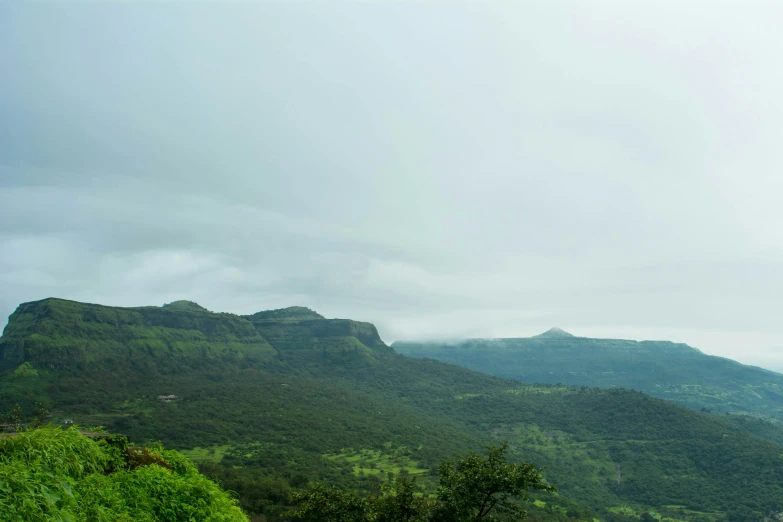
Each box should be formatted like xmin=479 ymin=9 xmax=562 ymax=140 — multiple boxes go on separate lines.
xmin=324 ymin=446 xmax=429 ymax=478
xmin=454 ymin=393 xmax=485 ymax=400
xmin=498 ymin=423 xmax=616 ymax=479
xmin=505 ymin=385 xmax=574 ymax=395
xmin=181 ymin=445 xmax=232 ymax=463
xmin=608 ymin=504 xmax=718 ymax=522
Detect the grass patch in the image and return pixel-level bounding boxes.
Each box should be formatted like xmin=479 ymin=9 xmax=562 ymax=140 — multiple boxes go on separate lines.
xmin=324 ymin=446 xmax=429 ymax=478
xmin=181 ymin=444 xmax=232 ymax=463
xmin=454 ymin=393 xmax=485 ymax=400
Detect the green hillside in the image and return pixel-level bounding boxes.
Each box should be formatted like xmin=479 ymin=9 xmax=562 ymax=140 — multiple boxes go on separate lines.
xmin=0 ymin=427 xmax=247 ymax=521
xmin=393 ymin=330 xmax=783 ymax=423
xmin=2 ymin=299 xmax=783 ymax=521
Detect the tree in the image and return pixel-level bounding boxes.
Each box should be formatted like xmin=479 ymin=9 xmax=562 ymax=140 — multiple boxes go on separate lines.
xmin=9 ymin=403 xmax=22 ymax=430
xmin=433 ymin=442 xmax=555 ymax=521
xmin=33 ymin=402 xmax=49 ymax=428
xmin=292 ymin=443 xmax=554 ymax=521
xmin=371 ymin=474 xmax=435 ymax=522
xmin=292 ymin=483 xmax=370 ymax=522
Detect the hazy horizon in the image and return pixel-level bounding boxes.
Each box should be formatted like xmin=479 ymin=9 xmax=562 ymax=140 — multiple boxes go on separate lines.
xmin=2 ymin=2 xmax=783 ymax=371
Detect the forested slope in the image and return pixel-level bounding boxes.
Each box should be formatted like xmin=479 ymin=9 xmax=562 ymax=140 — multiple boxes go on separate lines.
xmin=2 ymin=299 xmax=782 ymax=521
xmin=393 ymin=329 xmax=783 ymax=422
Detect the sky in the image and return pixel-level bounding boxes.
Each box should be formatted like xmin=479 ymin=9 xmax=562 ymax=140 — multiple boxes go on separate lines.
xmin=2 ymin=1 xmax=783 ymax=371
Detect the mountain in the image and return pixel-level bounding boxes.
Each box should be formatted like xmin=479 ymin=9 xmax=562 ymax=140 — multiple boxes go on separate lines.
xmin=393 ymin=332 xmax=783 ymax=423
xmin=533 ymin=327 xmax=575 ymax=339
xmin=3 ymin=299 xmax=783 ymax=521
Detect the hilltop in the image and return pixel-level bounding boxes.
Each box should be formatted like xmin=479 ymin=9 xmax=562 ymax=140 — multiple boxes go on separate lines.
xmin=393 ymin=331 xmax=783 ymax=423
xmin=0 ymin=298 xmax=389 ymax=373
xmin=162 ymin=300 xmax=211 ymax=312
xmin=533 ymin=327 xmax=575 ymax=339
xmin=2 ymin=299 xmax=783 ymax=521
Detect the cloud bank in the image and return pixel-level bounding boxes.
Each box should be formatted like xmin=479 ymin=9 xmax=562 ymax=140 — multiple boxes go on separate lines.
xmin=2 ymin=2 xmax=782 ymax=369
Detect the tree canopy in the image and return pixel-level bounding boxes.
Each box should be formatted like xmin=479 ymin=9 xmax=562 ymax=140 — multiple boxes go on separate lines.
xmin=293 ymin=443 xmax=554 ymax=522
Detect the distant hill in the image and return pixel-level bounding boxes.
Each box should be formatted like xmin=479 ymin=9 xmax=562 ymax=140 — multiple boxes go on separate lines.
xmin=533 ymin=327 xmax=575 ymax=339
xmin=162 ymin=300 xmax=211 ymax=312
xmin=3 ymin=299 xmax=783 ymax=521
xmin=393 ymin=332 xmax=783 ymax=423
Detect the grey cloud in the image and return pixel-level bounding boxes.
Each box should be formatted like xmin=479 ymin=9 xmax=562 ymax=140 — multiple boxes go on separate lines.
xmin=2 ymin=1 xmax=783 ymax=370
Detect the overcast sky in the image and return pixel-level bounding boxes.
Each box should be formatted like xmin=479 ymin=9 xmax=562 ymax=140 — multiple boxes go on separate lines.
xmin=2 ymin=1 xmax=783 ymax=371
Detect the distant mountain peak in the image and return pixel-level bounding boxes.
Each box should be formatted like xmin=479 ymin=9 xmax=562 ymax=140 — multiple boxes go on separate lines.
xmin=533 ymin=327 xmax=574 ymax=339
xmin=162 ymin=300 xmax=209 ymax=312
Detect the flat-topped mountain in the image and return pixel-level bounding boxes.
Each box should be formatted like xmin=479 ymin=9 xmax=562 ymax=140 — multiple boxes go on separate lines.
xmin=0 ymin=298 xmax=388 ymax=371
xmin=249 ymin=305 xmax=325 ymax=322
xmin=393 ymin=331 xmax=783 ymax=422
xmin=3 ymin=299 xmax=783 ymax=521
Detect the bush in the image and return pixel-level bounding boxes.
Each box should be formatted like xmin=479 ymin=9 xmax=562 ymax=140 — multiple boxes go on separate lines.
xmin=0 ymin=427 xmax=247 ymax=522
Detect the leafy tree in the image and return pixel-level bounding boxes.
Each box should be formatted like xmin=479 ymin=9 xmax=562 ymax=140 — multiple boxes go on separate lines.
xmin=9 ymin=403 xmax=22 ymax=430
xmin=293 ymin=483 xmax=370 ymax=522
xmin=433 ymin=442 xmax=555 ymax=521
xmin=293 ymin=444 xmax=553 ymax=521
xmin=33 ymin=402 xmax=50 ymax=428
xmin=371 ymin=474 xmax=435 ymax=522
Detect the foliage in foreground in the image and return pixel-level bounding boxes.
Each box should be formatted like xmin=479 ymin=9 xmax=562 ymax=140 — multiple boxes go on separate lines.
xmin=0 ymin=427 xmax=247 ymax=522
xmin=294 ymin=443 xmax=555 ymax=521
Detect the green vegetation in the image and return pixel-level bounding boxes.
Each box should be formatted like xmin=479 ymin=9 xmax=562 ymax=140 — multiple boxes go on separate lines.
xmin=324 ymin=447 xmax=430 ymax=478
xmin=294 ymin=443 xmax=553 ymax=521
xmin=12 ymin=362 xmax=38 ymax=378
xmin=393 ymin=331 xmax=783 ymax=423
xmin=433 ymin=442 xmax=554 ymax=520
xmin=180 ymin=444 xmax=232 ymax=464
xmin=3 ymin=298 xmax=783 ymax=521
xmin=0 ymin=427 xmax=246 ymax=521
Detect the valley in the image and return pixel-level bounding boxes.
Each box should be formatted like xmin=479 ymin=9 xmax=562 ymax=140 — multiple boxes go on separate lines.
xmin=2 ymin=298 xmax=783 ymax=521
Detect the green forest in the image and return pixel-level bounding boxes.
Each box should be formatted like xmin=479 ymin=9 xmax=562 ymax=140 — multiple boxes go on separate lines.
xmin=2 ymin=298 xmax=783 ymax=521
xmin=393 ymin=329 xmax=783 ymax=422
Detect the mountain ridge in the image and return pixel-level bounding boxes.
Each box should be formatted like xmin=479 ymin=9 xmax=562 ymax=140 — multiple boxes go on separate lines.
xmin=0 ymin=297 xmax=389 ymax=371
xmin=393 ymin=334 xmax=783 ymax=423
xmin=3 ymin=298 xmax=783 ymax=520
